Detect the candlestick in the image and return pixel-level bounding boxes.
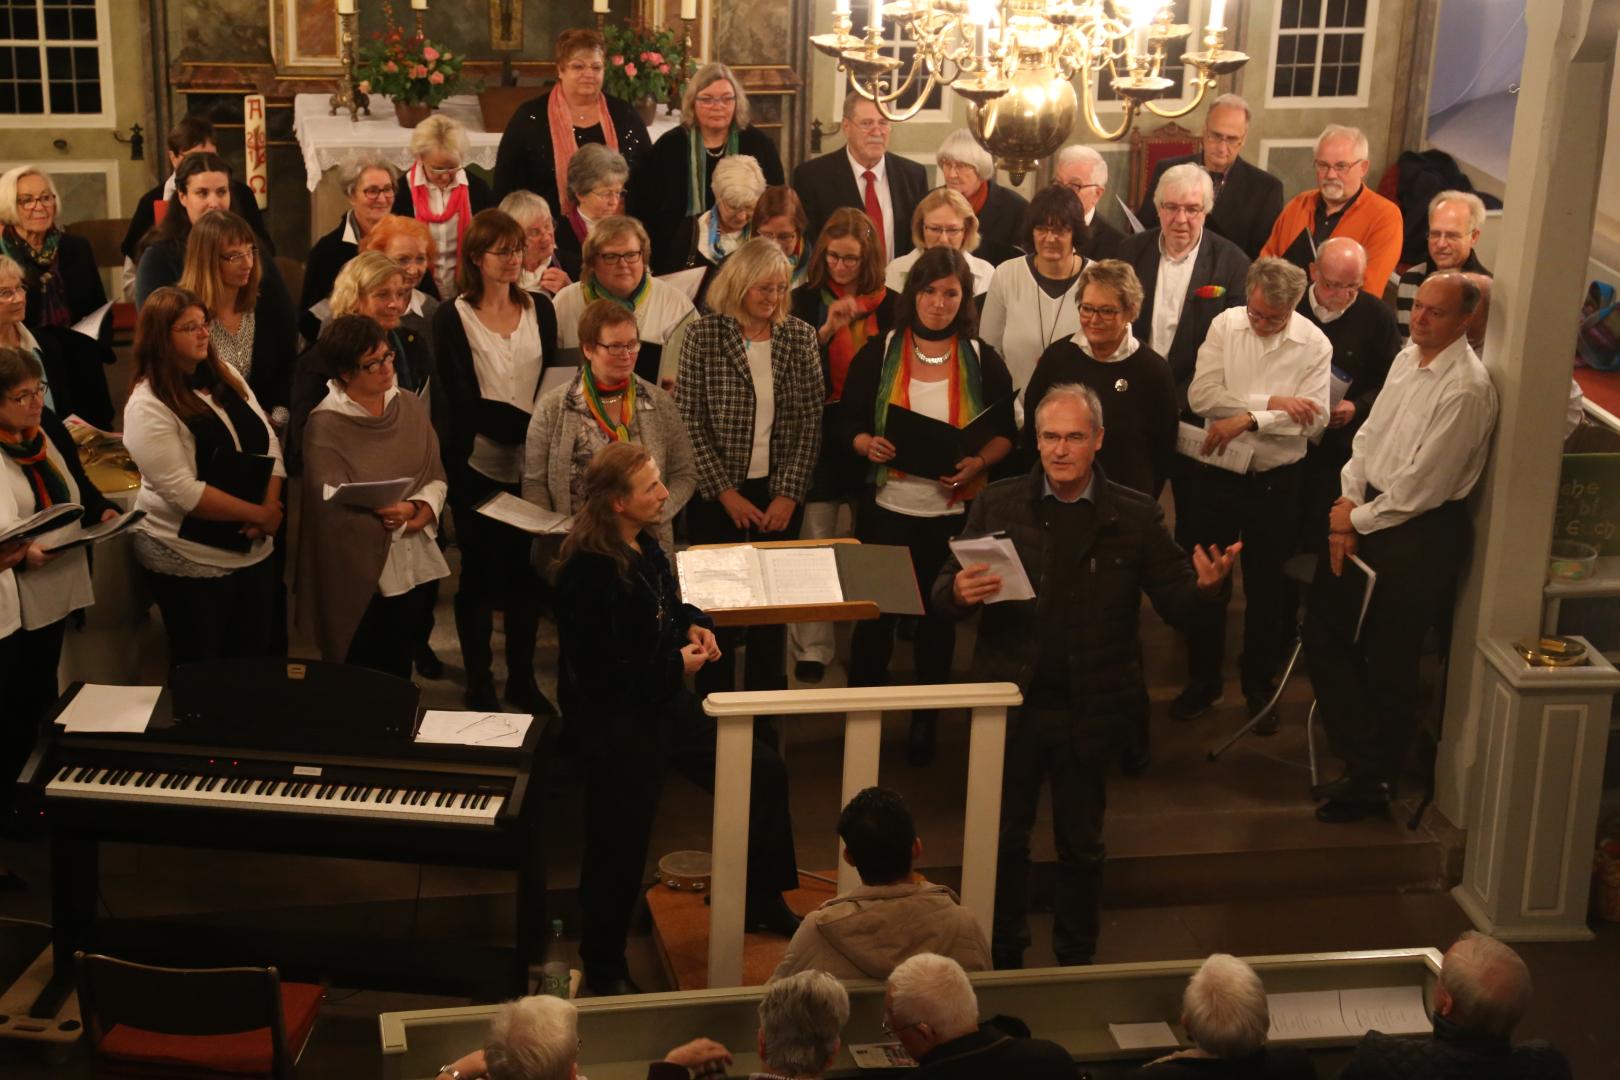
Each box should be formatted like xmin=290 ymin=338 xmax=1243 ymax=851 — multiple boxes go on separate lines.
xmin=411 ymin=0 xmax=429 ymax=9
xmin=327 ymin=8 xmax=369 ymax=122
xmin=681 ymin=0 xmax=697 ymax=19
xmin=1207 ymin=0 xmax=1225 ymax=30
xmin=336 ymin=0 xmax=355 ymax=14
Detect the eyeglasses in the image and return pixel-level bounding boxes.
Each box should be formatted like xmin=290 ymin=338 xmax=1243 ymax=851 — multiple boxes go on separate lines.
xmin=848 ymin=118 xmax=891 ymax=132
xmin=1246 ymin=306 xmax=1291 ymax=329
xmin=694 ymin=94 xmax=736 ymax=108
xmin=422 ymin=161 xmax=461 ymax=177
xmin=938 ymin=160 xmax=977 ymax=174
xmin=1078 ymin=303 xmax=1123 ymax=320
xmin=3 ymin=382 xmax=47 ymax=406
xmin=751 ymin=283 xmax=789 ymax=297
xmin=1203 ymin=131 xmax=1245 ymax=147
xmin=173 ymin=320 xmax=210 ymax=335
xmin=1032 ymin=224 xmax=1072 ymax=238
xmin=369 ymin=288 xmax=411 ymax=304
xmin=1037 ymin=430 xmax=1092 ymax=447
xmin=16 ymin=193 xmax=57 ymax=211
xmin=1315 ymin=277 xmax=1360 ymax=294
xmin=484 ymin=247 xmax=524 ymax=261
xmin=1159 ymin=203 xmax=1206 ymax=220
xmin=358 ymin=185 xmax=394 ymax=201
xmin=0 ymin=286 xmax=24 ymax=302
xmin=1427 ymin=229 xmax=1470 ymax=243
xmin=1313 ymin=159 xmax=1365 ymax=175
xmin=758 ymin=230 xmax=799 ymax=244
xmin=219 ymin=246 xmax=258 ymax=266
xmin=825 ymin=252 xmax=863 ymax=267
xmin=1060 ymin=181 xmax=1102 ymax=196
xmin=595 ymin=250 xmax=644 ymax=266
xmin=564 ymin=60 xmax=605 ymax=75
xmin=529 ymin=221 xmax=557 ymax=237
xmin=923 ymin=224 xmax=965 ymax=239
xmin=358 ymin=349 xmax=397 ymax=375
xmin=587 ymin=188 xmax=627 ymax=203
xmin=592 ymin=341 xmax=642 ymax=357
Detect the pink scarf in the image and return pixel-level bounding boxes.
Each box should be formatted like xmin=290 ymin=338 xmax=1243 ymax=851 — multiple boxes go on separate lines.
xmin=410 ymin=162 xmax=473 ymax=252
xmin=548 ymin=84 xmax=620 ymax=215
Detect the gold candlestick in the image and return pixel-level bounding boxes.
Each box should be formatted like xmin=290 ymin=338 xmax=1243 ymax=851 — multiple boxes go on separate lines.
xmin=328 ymin=10 xmax=370 ymax=121
xmin=415 ymin=11 xmax=426 ymax=37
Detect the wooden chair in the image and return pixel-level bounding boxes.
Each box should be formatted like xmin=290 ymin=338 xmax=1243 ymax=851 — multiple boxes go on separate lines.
xmin=74 ymin=951 xmax=323 ymax=1078
xmin=1129 ymin=120 xmax=1199 ymax=209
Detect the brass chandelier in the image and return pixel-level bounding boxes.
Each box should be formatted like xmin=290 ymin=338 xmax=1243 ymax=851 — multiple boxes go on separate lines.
xmin=811 ymin=0 xmax=1248 ymax=182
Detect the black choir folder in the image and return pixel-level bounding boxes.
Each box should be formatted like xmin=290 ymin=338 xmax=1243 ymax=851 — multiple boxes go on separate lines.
xmin=177 ymin=448 xmax=275 ymax=553
xmin=883 ymin=397 xmax=1007 ymax=480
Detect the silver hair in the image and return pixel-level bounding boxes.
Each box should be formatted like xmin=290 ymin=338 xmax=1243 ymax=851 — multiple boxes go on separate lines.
xmin=0 ymin=253 xmax=24 ymax=284
xmin=1315 ymin=123 xmax=1369 ymax=163
xmin=501 ymin=189 xmax=554 ymax=227
xmin=887 ymin=954 xmax=979 ymax=1038
xmin=1053 ymin=143 xmax=1108 ymax=187
xmin=681 ymin=62 xmax=753 ymax=129
xmin=484 ymin=995 xmax=578 ymax=1080
xmin=566 ymin=143 xmax=630 ymax=202
xmin=711 ymin=154 xmax=768 ymax=210
xmin=1439 ymin=931 xmax=1533 ymax=1039
xmin=1428 ymin=189 xmax=1487 ymax=234
xmin=0 ymin=164 xmax=57 ymax=230
xmin=1156 ymin=161 xmax=1215 ymax=213
xmin=337 ymin=151 xmax=400 ymax=198
xmin=937 ymin=129 xmax=995 ymax=180
xmin=758 ymin=971 xmax=850 ymax=1076
xmin=1182 ymin=954 xmax=1270 ymax=1058
xmin=1034 ymin=381 xmax=1104 ymax=431
xmin=1315 ymin=235 xmax=1368 ymax=274
xmin=1247 ymin=256 xmax=1308 ymax=310
xmin=1208 ymin=93 xmax=1252 ymax=124
xmin=408 ymin=114 xmax=471 ymax=165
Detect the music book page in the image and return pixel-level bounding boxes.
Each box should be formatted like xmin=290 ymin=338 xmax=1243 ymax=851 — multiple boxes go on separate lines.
xmin=848 ymin=1043 xmax=917 ymax=1069
xmin=415 ymin=710 xmax=532 ymax=748
xmin=1339 ymin=985 xmax=1430 ymax=1035
xmin=1109 ymin=1021 xmax=1181 ymax=1050
xmin=677 ymin=546 xmax=769 ymax=609
xmin=759 ymin=547 xmax=844 ymax=605
xmin=475 ymin=492 xmax=572 ymax=535
xmin=322 ymin=477 xmax=415 ymax=509
xmin=71 ymin=300 xmax=114 ymax=340
xmin=0 ymin=503 xmax=82 ymax=545
xmin=948 ymin=534 xmax=1035 ymax=603
xmin=1266 ymin=990 xmax=1353 ymax=1040
xmin=58 ymin=684 xmax=161 ymax=734
xmin=1176 ymin=420 xmax=1254 ymax=474
xmin=41 ymin=509 xmax=146 ymax=554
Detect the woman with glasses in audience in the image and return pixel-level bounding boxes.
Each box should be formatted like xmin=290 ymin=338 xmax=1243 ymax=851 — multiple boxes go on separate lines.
xmin=300 ymin=152 xmax=401 ymax=341
xmin=659 ymin=155 xmax=767 ymax=282
xmin=295 ymin=315 xmax=448 ymax=679
xmin=884 ymin=188 xmax=996 ymax=304
xmin=500 ymin=190 xmax=575 ymax=296
xmin=753 ymin=186 xmax=811 ymax=289
xmin=433 ymin=210 xmax=558 ymax=713
xmin=0 ymin=165 xmax=105 ymax=331
xmin=551 ymin=216 xmax=695 ymax=387
xmin=0 ymin=255 xmax=112 ymax=431
xmin=493 ymin=27 xmax=651 ymax=219
xmin=635 ymin=63 xmax=784 ymax=266
xmin=523 ymin=298 xmax=694 ymax=552
xmin=678 ymin=238 xmax=823 ymax=702
xmin=393 ymin=116 xmax=496 ymax=299
xmin=135 ymin=152 xmax=271 ymax=307
xmin=555 ymin=144 xmax=630 ymax=272
xmin=839 ymin=246 xmax=1015 ymax=763
xmin=123 ymin=287 xmax=285 ymax=667
xmin=935 ymin=130 xmax=1027 ymax=265
xmin=361 ymin=214 xmax=440 ymax=322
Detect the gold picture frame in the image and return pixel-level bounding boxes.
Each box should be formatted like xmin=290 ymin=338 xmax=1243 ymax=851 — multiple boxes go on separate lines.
xmin=268 ymin=0 xmax=346 ymax=76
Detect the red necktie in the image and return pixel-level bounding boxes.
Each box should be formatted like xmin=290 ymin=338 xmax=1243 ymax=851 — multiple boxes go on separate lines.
xmin=863 ymin=169 xmax=886 ymax=257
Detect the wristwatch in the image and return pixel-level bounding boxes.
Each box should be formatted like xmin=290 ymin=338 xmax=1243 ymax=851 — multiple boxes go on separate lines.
xmin=1245 ymin=412 xmax=1259 ymax=431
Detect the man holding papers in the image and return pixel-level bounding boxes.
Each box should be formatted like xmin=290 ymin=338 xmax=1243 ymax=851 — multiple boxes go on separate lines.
xmin=933 ymin=383 xmax=1237 ymax=969
xmin=1304 ymin=273 xmax=1497 ymax=824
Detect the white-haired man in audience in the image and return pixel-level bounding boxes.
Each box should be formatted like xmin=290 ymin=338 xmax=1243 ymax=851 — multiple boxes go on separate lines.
xmin=645 ymin=970 xmax=851 ymax=1080
xmin=1395 ymin=190 xmax=1490 ymax=337
xmin=1338 ymin=932 xmax=1571 ymax=1079
xmin=436 ymin=994 xmax=580 ymax=1080
xmin=1135 ymin=954 xmax=1315 ymax=1078
xmin=885 ymin=953 xmax=1079 ymax=1078
xmin=1053 ymin=144 xmax=1124 ymax=259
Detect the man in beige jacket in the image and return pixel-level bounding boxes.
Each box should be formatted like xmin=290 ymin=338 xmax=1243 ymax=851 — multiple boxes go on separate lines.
xmin=771 ymin=788 xmax=991 ymax=981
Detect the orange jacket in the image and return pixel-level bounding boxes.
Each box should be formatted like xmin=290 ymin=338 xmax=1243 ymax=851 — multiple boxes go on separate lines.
xmin=1260 ymin=185 xmax=1404 ymax=293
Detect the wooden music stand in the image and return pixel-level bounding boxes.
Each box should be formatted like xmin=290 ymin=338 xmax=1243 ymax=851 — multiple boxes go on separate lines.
xmin=683 ymin=538 xmax=919 ymax=628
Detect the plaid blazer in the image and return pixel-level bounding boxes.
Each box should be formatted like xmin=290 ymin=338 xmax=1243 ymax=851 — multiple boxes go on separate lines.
xmin=677 ymin=313 xmax=825 ymax=502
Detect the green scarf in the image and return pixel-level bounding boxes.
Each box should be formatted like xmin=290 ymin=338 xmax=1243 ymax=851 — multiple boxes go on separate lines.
xmin=687 ymin=126 xmax=741 ymax=217
xmin=584 ymin=271 xmax=652 ymax=312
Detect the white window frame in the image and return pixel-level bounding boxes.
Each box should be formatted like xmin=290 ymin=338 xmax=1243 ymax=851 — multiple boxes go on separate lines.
xmin=1090 ymin=0 xmax=1210 ymax=116
xmin=1264 ymin=0 xmax=1380 ymax=110
xmin=0 ymin=0 xmax=116 ymax=128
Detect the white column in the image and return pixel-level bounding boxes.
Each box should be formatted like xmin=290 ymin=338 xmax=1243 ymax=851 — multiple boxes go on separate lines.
xmin=958 ymin=705 xmax=1008 ymax=940
xmin=837 ymin=709 xmax=883 ymax=896
xmin=706 ymin=713 xmax=755 ymax=988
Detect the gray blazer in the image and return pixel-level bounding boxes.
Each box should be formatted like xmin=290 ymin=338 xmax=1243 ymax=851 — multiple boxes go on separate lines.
xmin=521 ymin=374 xmax=696 ymax=548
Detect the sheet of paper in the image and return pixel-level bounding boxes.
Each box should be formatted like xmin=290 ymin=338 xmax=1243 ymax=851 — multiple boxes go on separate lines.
xmin=71 ymin=299 xmax=114 ymax=340
xmin=475 ymin=492 xmax=572 ymax=535
xmin=1266 ymin=990 xmax=1353 ymax=1041
xmin=848 ymin=1042 xmax=917 ymax=1069
xmin=677 ymin=546 xmax=767 ymax=609
xmin=0 ymin=503 xmax=82 ymax=545
xmin=658 ymin=266 xmax=708 ymax=302
xmin=759 ymin=546 xmax=844 ymax=605
xmin=1339 ymin=985 xmax=1430 ymax=1036
xmin=1117 ymin=194 xmax=1146 ymax=234
xmin=1109 ymin=1021 xmax=1181 ymax=1050
xmin=1175 ymin=420 xmax=1254 ymax=474
xmin=57 ymin=683 xmax=161 ymax=734
xmin=415 ymin=710 xmax=533 ymax=748
xmin=1349 ymin=554 xmax=1377 ymax=642
xmin=948 ymin=534 xmax=1035 ymax=603
xmin=322 ymin=477 xmax=415 ymax=509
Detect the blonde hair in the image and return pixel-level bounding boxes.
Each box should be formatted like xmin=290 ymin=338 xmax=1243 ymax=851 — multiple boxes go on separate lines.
xmin=177 ymin=210 xmax=261 ymax=316
xmin=910 ymin=187 xmax=980 ymax=253
xmin=0 ymin=165 xmax=58 ymax=229
xmin=580 ymin=215 xmax=651 ymax=286
xmin=705 ymin=237 xmax=792 ymax=325
xmin=1076 ymin=259 xmax=1143 ymax=317
xmin=331 ymin=251 xmax=408 ymax=316
xmin=409 ymin=114 xmax=470 ymax=166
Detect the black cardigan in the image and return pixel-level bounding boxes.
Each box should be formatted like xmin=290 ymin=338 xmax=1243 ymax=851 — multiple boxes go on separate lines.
xmin=32 ymin=325 xmax=114 ymax=432
xmin=973 ymin=181 xmax=1029 ymax=266
xmin=15 ymin=232 xmax=106 ymax=332
xmin=391 ymin=172 xmax=498 ymax=224
xmin=492 ymin=88 xmax=652 ymax=217
xmin=298 ymin=216 xmax=357 ymax=342
xmin=120 ymin=179 xmax=273 ymax=263
xmin=633 ymin=124 xmax=785 ymax=268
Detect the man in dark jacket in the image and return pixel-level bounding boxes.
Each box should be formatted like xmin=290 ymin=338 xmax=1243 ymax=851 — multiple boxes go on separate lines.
xmin=933 ymin=383 xmax=1238 ymax=967
xmin=792 ymin=96 xmax=929 ymax=260
xmin=1338 ymin=932 xmax=1571 ymax=1080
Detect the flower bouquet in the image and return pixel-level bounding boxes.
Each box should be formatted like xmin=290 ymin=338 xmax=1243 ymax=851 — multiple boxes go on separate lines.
xmin=356 ymin=1 xmax=470 ymax=127
xmin=601 ymin=19 xmax=692 ymax=124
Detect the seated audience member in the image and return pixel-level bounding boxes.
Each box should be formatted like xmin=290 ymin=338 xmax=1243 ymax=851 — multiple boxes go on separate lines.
xmin=886 ymin=953 xmax=1079 ymax=1079
xmin=883 ymin=188 xmax=996 ymax=302
xmin=1395 ymin=190 xmax=1490 ymax=337
xmin=294 ymin=315 xmax=447 ymax=679
xmin=301 ymin=151 xmax=400 ymax=339
xmin=361 ymin=213 xmax=442 ymax=319
xmin=0 ymin=165 xmax=106 ymax=330
xmin=648 ymin=971 xmax=849 ymax=1080
xmin=1053 ymin=145 xmax=1123 ymax=260
xmin=120 ymin=114 xmax=272 ymax=298
xmin=395 ymin=115 xmax=497 ymax=298
xmin=1134 ymin=954 xmax=1315 ymax=1078
xmin=773 ymin=787 xmax=990 ymax=981
xmin=437 ymin=993 xmax=581 ymax=1080
xmin=501 ymin=190 xmax=575 ymax=296
xmin=1338 ymin=932 xmax=1570 ymax=1080
xmin=936 ymin=128 xmax=1026 ymax=264
xmin=753 ymin=185 xmax=812 ymax=288
xmin=792 ymin=95 xmax=928 ymax=261
xmin=556 ymin=144 xmax=630 ymax=271
xmin=551 ymin=216 xmax=696 ymax=386
xmin=554 ymin=441 xmax=801 ymax=995
xmin=1261 ymin=125 xmax=1402 ymax=293
xmin=660 ymin=154 xmax=768 ymax=279
xmin=0 ymin=255 xmax=112 ymax=431
xmin=133 ymin=151 xmax=238 ymax=306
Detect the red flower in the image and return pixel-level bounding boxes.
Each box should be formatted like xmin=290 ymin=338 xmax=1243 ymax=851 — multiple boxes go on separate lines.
xmin=624 ymin=63 xmax=638 ymax=77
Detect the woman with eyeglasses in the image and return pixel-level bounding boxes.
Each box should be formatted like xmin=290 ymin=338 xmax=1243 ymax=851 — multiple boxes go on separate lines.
xmin=658 ymin=154 xmax=768 ymax=283
xmin=294 ymin=315 xmax=449 ymax=679
xmin=393 ymin=115 xmax=497 ymax=300
xmin=551 ymin=216 xmax=695 ymax=387
xmin=634 ymin=62 xmax=784 ymax=268
xmin=935 ymin=129 xmax=1027 ymax=266
xmin=555 ymin=144 xmax=630 ymax=273
xmin=838 ymin=246 xmax=1015 ymax=764
xmin=492 ymin=27 xmax=651 ymax=220
xmin=883 ymin=188 xmax=996 ymax=304
xmin=752 ymin=186 xmax=811 ymax=289
xmin=1023 ymin=259 xmax=1177 ymax=499
xmin=0 ymin=165 xmax=106 ymax=332
xmin=360 ymin=214 xmax=441 ymax=321
xmin=433 ymin=209 xmax=559 ymax=713
xmin=499 ymin=190 xmax=575 ymax=296
xmin=123 ymin=286 xmax=286 ymax=667
xmin=522 ymin=299 xmax=694 ymax=552
xmin=299 ymin=152 xmax=401 ymax=342
xmin=0 ymin=255 xmax=113 ymax=432
xmin=135 ymin=152 xmax=275 ymax=308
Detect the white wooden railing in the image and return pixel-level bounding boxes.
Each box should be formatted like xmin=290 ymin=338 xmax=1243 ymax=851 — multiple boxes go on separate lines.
xmin=700 ymin=682 xmax=1023 ymax=988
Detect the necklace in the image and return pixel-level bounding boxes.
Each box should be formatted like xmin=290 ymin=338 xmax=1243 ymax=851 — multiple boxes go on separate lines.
xmin=915 ymin=347 xmax=951 ymax=366
xmin=1033 ymin=255 xmax=1079 ymax=350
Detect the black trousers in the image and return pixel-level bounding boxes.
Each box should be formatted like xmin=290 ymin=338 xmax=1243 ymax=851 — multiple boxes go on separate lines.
xmin=143 ymin=556 xmax=276 ymax=669
xmin=346 ymin=582 xmax=438 ymax=680
xmin=576 ymin=689 xmax=800 ymax=981
xmin=848 ymin=498 xmax=963 ymax=689
xmin=451 ymin=473 xmax=541 ymax=687
xmin=1302 ymin=500 xmax=1469 ymax=786
xmin=0 ymin=618 xmax=67 ymax=809
xmin=686 ymin=477 xmax=806 ymax=699
xmin=1181 ymin=461 xmax=1302 ymax=695
xmin=994 ymin=706 xmax=1120 ymax=965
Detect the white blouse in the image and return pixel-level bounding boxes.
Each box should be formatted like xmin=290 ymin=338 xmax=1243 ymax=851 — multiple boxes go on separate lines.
xmin=456 ymin=297 xmax=542 ymax=484
xmin=979 ymin=257 xmax=1083 ymax=396
xmin=875 ymin=377 xmax=961 ymax=518
xmin=552 ymin=278 xmax=696 ymax=350
xmin=410 ymin=161 xmax=468 ymax=297
xmin=0 ymin=434 xmax=93 ymax=629
xmin=885 ymin=248 xmax=996 ymax=297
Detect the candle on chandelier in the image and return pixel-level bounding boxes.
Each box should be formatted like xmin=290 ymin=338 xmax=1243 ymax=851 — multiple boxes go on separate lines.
xmin=870 ymin=0 xmax=883 ymax=35
xmin=681 ymin=0 xmax=697 ymax=18
xmin=411 ymin=0 xmax=428 ymax=11
xmin=833 ymin=0 xmax=851 ymax=14
xmin=1207 ymin=0 xmax=1226 ymax=30
xmin=594 ymin=0 xmax=611 ymax=12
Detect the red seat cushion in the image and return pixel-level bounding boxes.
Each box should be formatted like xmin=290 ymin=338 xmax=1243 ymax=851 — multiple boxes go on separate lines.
xmin=97 ymin=982 xmax=323 ymax=1076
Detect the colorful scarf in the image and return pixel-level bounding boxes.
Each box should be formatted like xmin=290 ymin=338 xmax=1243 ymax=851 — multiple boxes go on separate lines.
xmin=0 ymin=226 xmax=69 ymax=328
xmin=410 ymin=162 xmax=473 ymax=253
xmin=549 ymin=83 xmax=620 ymax=216
xmin=700 ymin=208 xmax=749 ymax=265
xmin=688 ymin=126 xmax=740 ymax=217
xmin=965 ymin=180 xmax=990 ymax=216
xmin=584 ymin=271 xmax=652 ymax=312
xmin=787 ymin=239 xmax=810 ymax=288
xmin=822 ymin=282 xmax=886 ymax=403
xmin=0 ymin=425 xmax=70 ymax=511
xmin=580 ymin=366 xmax=635 ymax=441
xmin=871 ymin=329 xmax=985 ymax=492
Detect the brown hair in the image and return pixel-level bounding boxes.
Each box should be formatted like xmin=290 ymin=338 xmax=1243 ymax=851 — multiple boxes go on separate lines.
xmin=893 ymin=246 xmax=978 ymax=340
xmin=580 ymin=215 xmax=651 ymax=286
xmin=167 ymin=115 xmax=216 ymax=158
xmin=751 ymin=186 xmax=808 ymax=236
xmin=455 ymin=209 xmax=532 ymax=307
xmin=806 ymin=207 xmax=884 ymax=294
xmin=0 ymin=345 xmax=43 ymax=397
xmin=558 ymin=441 xmax=654 ymax=582
xmin=1076 ymin=259 xmax=1144 ymax=318
xmin=555 ymin=28 xmax=605 ymax=67
xmin=578 ymin=298 xmax=638 ymax=350
xmin=178 ymin=210 xmax=261 ymax=316
xmin=131 ymin=286 xmax=249 ymax=419
xmin=318 ymin=314 xmax=389 ymax=381
xmin=139 ymin=151 xmax=234 ymax=260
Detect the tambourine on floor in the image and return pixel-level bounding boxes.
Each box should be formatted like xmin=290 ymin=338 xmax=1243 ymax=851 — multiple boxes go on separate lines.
xmin=647 ymin=870 xmax=837 ymax=990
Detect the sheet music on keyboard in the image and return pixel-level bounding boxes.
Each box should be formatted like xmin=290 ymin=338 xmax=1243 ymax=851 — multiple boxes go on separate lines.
xmin=57 ymin=684 xmax=161 ymax=733
xmin=415 ymin=710 xmax=533 ymax=748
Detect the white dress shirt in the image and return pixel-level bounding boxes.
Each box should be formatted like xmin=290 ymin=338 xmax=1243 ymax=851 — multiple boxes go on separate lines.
xmin=1341 ymin=335 xmax=1497 ymax=534
xmin=410 ymin=161 xmax=468 ymax=296
xmin=1308 ymin=284 xmax=1347 ymax=325
xmin=1150 ymin=234 xmax=1203 ymax=358
xmin=1188 ymin=307 xmax=1333 ymax=472
xmin=847 ymin=149 xmax=896 ymax=259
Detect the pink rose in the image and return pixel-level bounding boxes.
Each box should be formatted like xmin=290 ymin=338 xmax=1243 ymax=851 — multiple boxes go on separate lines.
xmin=429 ymin=71 xmax=445 ymax=84
xmin=384 ymin=60 xmax=398 ymax=72
xmin=647 ymin=52 xmax=663 ymax=64
xmin=413 ymin=64 xmax=429 ymax=78
xmin=658 ymin=63 xmax=670 ymax=74
xmin=611 ymin=54 xmax=624 ymax=65
xmin=422 ymin=46 xmax=440 ymax=61
xmin=624 ymin=63 xmax=637 ymax=77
